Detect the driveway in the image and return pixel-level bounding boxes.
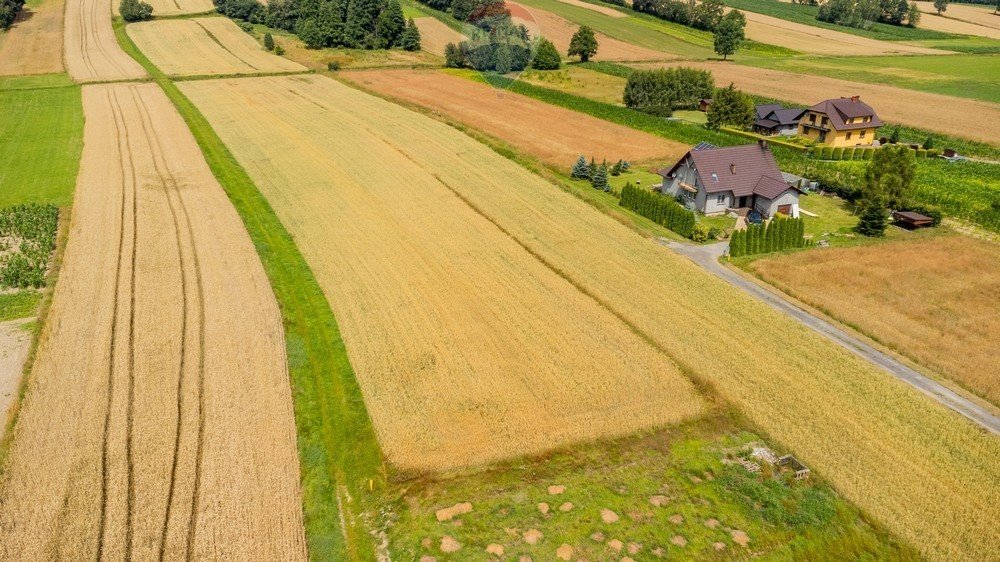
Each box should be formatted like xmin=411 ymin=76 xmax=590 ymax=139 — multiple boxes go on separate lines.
xmin=663 ymin=240 xmax=1000 ymax=436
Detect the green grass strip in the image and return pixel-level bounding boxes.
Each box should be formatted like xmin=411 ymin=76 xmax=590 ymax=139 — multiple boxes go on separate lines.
xmin=114 ymin=17 xmax=384 ymax=561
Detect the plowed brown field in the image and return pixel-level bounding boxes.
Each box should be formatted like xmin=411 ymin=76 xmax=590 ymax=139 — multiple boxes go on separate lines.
xmin=636 ymin=60 xmax=1000 ymax=144
xmin=186 ymin=74 xmax=1000 ymax=561
xmin=0 ymin=0 xmax=65 ymax=76
xmin=341 ymin=69 xmax=685 ymax=166
xmin=127 ymin=18 xmax=306 ymax=77
xmin=180 ymin=74 xmax=705 ymax=472
xmin=0 ymin=83 xmax=306 ymax=561
xmin=414 ymin=17 xmax=466 ymax=56
xmin=510 ymin=1 xmax=673 ymax=60
xmin=64 ymin=0 xmax=146 ymax=82
xmin=740 ymin=9 xmax=952 ymax=54
xmin=141 ymin=0 xmax=213 ymax=16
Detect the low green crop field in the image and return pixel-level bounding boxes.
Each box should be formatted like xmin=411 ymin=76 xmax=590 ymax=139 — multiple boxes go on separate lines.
xmin=749 ymin=54 xmax=1000 ymax=104
xmin=387 ymin=417 xmax=917 ymax=560
xmin=0 ymin=76 xmax=83 ymax=208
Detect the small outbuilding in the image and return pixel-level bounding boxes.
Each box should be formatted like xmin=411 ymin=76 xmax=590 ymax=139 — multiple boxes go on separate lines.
xmin=892 ymin=211 xmax=934 ymax=229
xmin=698 ymin=98 xmax=713 ymax=112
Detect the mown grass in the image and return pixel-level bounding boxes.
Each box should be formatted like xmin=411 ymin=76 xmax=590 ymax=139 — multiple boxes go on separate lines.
xmin=0 ymin=292 xmax=42 ymax=322
xmin=0 ymin=79 xmax=83 ymax=207
xmin=115 ymin=18 xmax=386 ymax=561
xmin=389 ymin=414 xmax=917 ymax=560
xmin=747 ymin=53 xmax=1000 ymax=104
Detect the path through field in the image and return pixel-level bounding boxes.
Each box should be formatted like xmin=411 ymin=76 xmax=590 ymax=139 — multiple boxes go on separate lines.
xmin=0 ymin=82 xmax=306 ymax=561
xmin=64 ymin=0 xmax=146 ymax=82
xmin=341 ymin=69 xmax=686 ymax=166
xmin=180 ymin=74 xmax=705 ymax=472
xmin=0 ymin=0 xmax=65 ymax=76
xmin=635 ymin=60 xmax=1000 ymax=144
xmin=739 ymin=9 xmax=952 ymax=54
xmin=127 ymin=17 xmax=307 ymax=77
xmin=0 ymin=319 xmax=31 ymax=428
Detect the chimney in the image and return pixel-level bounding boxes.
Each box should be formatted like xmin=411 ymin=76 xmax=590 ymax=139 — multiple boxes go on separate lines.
xmin=758 ymin=138 xmax=768 ymax=150
xmin=851 ymin=95 xmax=860 ymax=102
xmin=730 ymin=163 xmax=736 ymax=174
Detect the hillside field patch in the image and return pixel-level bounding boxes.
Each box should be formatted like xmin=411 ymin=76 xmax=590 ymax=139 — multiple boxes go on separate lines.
xmin=64 ymin=0 xmax=146 ymax=82
xmin=0 ymin=0 xmax=65 ymax=76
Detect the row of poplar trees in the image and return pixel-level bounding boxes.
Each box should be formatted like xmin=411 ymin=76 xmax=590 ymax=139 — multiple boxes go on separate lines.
xmin=729 ymin=216 xmax=807 ymax=257
xmin=619 ymin=183 xmax=696 ymax=239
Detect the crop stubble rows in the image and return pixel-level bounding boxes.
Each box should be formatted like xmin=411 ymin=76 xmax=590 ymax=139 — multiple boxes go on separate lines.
xmin=127 ymin=17 xmax=306 ymax=77
xmin=179 ymin=74 xmax=705 ymax=473
xmin=183 ymin=74 xmax=999 ymax=561
xmin=0 ymin=0 xmax=66 ymax=76
xmin=64 ymin=0 xmax=146 ymax=82
xmin=0 ymin=83 xmax=306 ymax=560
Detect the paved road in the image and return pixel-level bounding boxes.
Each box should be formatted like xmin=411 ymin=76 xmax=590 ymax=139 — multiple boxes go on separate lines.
xmin=663 ymin=239 xmax=1000 ymax=436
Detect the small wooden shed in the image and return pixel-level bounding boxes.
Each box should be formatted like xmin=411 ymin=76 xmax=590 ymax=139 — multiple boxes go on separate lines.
xmin=892 ymin=211 xmax=934 ymax=228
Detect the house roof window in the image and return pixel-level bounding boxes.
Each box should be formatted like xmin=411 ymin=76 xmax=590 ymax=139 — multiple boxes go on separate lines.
xmin=711 ymin=173 xmax=719 ymax=182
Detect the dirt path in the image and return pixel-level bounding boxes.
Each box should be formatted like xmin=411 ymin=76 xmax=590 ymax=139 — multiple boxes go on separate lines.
xmin=635 ymin=60 xmax=1000 ymax=144
xmin=740 ymin=9 xmax=952 ymax=55
xmin=414 ymin=17 xmax=466 ymax=56
xmin=666 ymin=240 xmax=1000 ymax=435
xmin=0 ymin=0 xmax=65 ymax=76
xmin=341 ymin=69 xmax=686 ymax=166
xmin=0 ymin=83 xmax=306 ymax=561
xmin=64 ymin=0 xmax=146 ymax=82
xmin=0 ymin=318 xmax=31 ymax=430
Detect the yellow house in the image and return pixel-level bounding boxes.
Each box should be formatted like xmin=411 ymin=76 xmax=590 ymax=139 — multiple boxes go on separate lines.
xmin=798 ymin=96 xmax=881 ymax=147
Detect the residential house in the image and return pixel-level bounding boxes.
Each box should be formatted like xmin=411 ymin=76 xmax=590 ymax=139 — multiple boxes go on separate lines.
xmin=798 ymin=96 xmax=881 ymax=147
xmin=753 ymin=104 xmax=806 ymax=136
xmin=658 ymin=141 xmax=802 ymax=218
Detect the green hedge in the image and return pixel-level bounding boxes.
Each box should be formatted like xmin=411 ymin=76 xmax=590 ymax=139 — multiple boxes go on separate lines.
xmin=729 ymin=216 xmax=806 ymax=257
xmin=619 ymin=183 xmax=696 ymax=238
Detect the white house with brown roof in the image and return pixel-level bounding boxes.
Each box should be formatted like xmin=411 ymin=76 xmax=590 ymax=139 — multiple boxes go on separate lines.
xmin=658 ymin=141 xmax=801 ymax=218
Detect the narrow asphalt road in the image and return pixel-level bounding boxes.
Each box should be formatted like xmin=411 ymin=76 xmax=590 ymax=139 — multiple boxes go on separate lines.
xmin=663 ymin=239 xmax=1000 ymax=436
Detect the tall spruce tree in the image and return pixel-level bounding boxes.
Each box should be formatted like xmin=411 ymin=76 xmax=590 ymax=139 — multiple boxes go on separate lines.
xmin=591 ymin=163 xmax=609 ymax=191
xmin=571 ymin=155 xmax=590 ymax=179
xmin=375 ymin=0 xmax=406 ymax=47
xmin=399 ymin=17 xmax=422 ymax=50
xmin=856 ymin=196 xmax=889 ymax=237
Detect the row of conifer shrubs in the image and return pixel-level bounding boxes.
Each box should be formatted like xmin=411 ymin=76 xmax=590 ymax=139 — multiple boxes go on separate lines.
xmin=810 ymin=145 xmax=941 ymax=161
xmin=619 ymin=183 xmax=695 ymax=239
xmin=728 ymin=216 xmax=808 ymax=257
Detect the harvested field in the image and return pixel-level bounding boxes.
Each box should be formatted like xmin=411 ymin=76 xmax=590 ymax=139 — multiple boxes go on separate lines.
xmin=510 ymin=1 xmax=673 ymax=61
xmin=341 ymin=69 xmax=685 ymax=166
xmin=0 ymin=319 xmax=31 ymax=430
xmin=914 ymin=1 xmax=1000 ymax=38
xmin=739 ymin=9 xmax=952 ymax=54
xmin=0 ymin=0 xmax=64 ymax=76
xmin=554 ymin=0 xmax=626 ymax=18
xmin=748 ymin=234 xmax=1000 ymax=406
xmin=520 ymin=65 xmax=628 ymax=104
xmin=635 ymin=60 xmax=1000 ymax=144
xmin=140 ymin=0 xmax=214 ymax=16
xmin=186 ymin=74 xmax=999 ymax=560
xmin=180 ymin=74 xmax=705 ymax=472
xmin=0 ymin=83 xmax=306 ymax=560
xmin=64 ymin=0 xmax=146 ymax=82
xmin=127 ymin=18 xmax=306 ymax=77
xmin=414 ymin=17 xmax=466 ymax=56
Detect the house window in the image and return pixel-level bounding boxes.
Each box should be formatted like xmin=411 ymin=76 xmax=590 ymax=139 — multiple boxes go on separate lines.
xmin=846 ymin=132 xmax=852 ymax=140
xmin=717 ymin=194 xmax=725 ymax=205
xmin=809 ymin=114 xmax=816 ymax=123
xmin=860 ymin=130 xmax=866 ymax=138
xmin=821 ymin=117 xmax=828 ymax=126
xmin=711 ymin=173 xmax=719 ymax=182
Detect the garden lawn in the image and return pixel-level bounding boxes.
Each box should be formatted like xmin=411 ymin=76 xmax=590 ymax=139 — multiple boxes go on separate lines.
xmin=0 ymin=79 xmax=83 ymax=207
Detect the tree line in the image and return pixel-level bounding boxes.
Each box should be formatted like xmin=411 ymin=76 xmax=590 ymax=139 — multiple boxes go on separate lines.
xmin=214 ymin=0 xmax=421 ymax=50
xmin=619 ymin=183 xmax=696 ymax=238
xmin=728 ymin=216 xmax=807 ymax=257
xmin=1 ymin=0 xmax=24 ymax=29
xmin=817 ymin=0 xmax=921 ymax=30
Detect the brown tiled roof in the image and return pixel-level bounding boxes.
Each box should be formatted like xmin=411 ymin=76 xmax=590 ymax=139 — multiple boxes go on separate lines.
xmin=660 ymin=144 xmax=794 ymax=199
xmin=807 ymin=97 xmax=882 ymax=131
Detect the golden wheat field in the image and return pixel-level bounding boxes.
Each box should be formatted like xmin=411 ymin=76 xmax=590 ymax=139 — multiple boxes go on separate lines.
xmin=140 ymin=0 xmax=214 ymax=16
xmin=554 ymin=0 xmax=626 ymax=18
xmin=127 ymin=18 xmax=306 ymax=77
xmin=912 ymin=1 xmax=1000 ymax=38
xmin=0 ymin=83 xmax=306 ymax=560
xmin=64 ymin=0 xmax=146 ymax=82
xmin=185 ymin=74 xmax=1000 ymax=561
xmin=636 ymin=60 xmax=1000 ymax=144
xmin=739 ymin=9 xmax=951 ymax=55
xmin=179 ymin=74 xmax=705 ymax=473
xmin=413 ymin=17 xmax=466 ymax=56
xmin=749 ymin=234 xmax=1000 ymax=406
xmin=0 ymin=0 xmax=65 ymax=76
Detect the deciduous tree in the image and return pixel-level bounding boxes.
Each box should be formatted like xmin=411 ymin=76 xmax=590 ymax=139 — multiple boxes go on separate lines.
xmin=706 ymin=83 xmax=754 ymax=130
xmin=713 ymin=10 xmax=745 ymax=60
xmin=531 ymin=38 xmax=561 ymax=69
xmin=568 ymin=25 xmax=598 ymax=62
xmin=864 ymin=145 xmax=916 ymax=208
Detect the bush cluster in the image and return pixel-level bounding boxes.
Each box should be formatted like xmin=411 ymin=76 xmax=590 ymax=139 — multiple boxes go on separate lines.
xmin=623 ymin=67 xmax=714 ymax=117
xmin=817 ymin=0 xmax=920 ymax=29
xmin=120 ymin=0 xmax=154 ymax=22
xmin=632 ymin=0 xmax=725 ymax=31
xmin=0 ymin=204 xmax=59 ymax=290
xmin=445 ymin=18 xmax=532 ymax=72
xmin=0 ymin=0 xmax=24 ymax=29
xmin=810 ymin=145 xmax=877 ymax=161
xmin=619 ymin=183 xmax=696 ymax=238
xmin=217 ymin=0 xmax=420 ymax=50
xmin=729 ymin=216 xmax=806 ymax=257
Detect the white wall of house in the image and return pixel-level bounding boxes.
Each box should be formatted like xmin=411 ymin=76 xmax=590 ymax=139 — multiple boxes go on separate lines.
xmin=778 ymin=125 xmax=798 ymax=136
xmin=756 ymin=189 xmax=800 ymax=218
xmin=703 ymin=191 xmax=732 ymax=215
